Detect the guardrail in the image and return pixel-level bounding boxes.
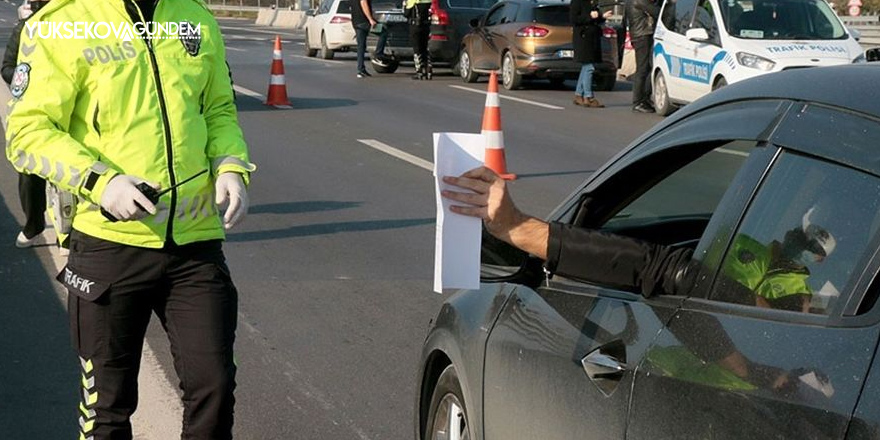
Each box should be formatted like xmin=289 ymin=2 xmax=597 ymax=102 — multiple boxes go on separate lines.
xmin=207 ymin=4 xmax=262 ymax=11
xmin=842 ymin=15 xmax=880 ymax=48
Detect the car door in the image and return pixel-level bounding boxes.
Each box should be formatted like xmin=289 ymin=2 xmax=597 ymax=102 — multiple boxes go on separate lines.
xmin=472 ymin=3 xmax=506 ymax=69
xmin=480 ymin=100 xmax=790 ymax=440
xmin=627 ymin=103 xmax=880 ymax=439
xmin=655 ymin=0 xmax=704 ymax=103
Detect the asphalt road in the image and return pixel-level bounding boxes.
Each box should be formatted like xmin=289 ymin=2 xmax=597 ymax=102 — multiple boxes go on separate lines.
xmin=0 ymin=6 xmax=664 ymax=438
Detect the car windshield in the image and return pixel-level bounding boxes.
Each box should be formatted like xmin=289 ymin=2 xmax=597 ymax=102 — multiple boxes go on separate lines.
xmin=722 ymin=0 xmax=846 ymax=40
xmin=533 ymin=5 xmax=570 ymax=26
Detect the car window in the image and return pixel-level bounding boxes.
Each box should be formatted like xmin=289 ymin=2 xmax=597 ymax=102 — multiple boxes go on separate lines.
xmin=484 ymin=4 xmax=506 ymax=25
xmin=448 ymin=0 xmax=500 ymax=9
xmin=319 ymin=0 xmax=333 ymax=14
xmin=532 ymin=5 xmax=570 ymax=26
xmin=337 ymin=0 xmax=353 ymax=13
xmin=662 ymin=0 xmax=698 ymax=34
xmin=694 ymin=0 xmax=720 ymax=42
xmin=723 ymin=0 xmax=846 ymax=39
xmin=501 ymin=3 xmax=519 ymax=23
xmin=709 ymin=151 xmax=880 ymax=316
xmin=601 ymin=140 xmax=753 ymax=242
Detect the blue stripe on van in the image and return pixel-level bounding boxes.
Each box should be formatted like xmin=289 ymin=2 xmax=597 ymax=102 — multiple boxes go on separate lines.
xmin=654 ymin=42 xmax=727 ymax=85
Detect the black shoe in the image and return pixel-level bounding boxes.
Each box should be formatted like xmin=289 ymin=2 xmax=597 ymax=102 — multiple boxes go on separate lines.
xmin=632 ymin=103 xmax=655 ymax=113
xmin=357 ymin=70 xmax=372 ymax=78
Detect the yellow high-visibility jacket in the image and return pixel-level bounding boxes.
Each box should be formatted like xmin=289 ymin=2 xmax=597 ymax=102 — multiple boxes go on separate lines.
xmin=6 ymin=0 xmax=255 ymax=248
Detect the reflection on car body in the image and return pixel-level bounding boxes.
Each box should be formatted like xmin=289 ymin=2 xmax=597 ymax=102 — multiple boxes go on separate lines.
xmin=415 ymin=64 xmax=880 ymax=440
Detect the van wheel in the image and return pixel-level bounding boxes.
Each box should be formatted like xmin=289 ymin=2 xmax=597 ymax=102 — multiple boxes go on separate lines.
xmin=305 ymin=32 xmax=318 ymax=57
xmin=652 ymin=71 xmax=675 ymax=116
xmin=501 ymin=51 xmax=521 ymax=90
xmin=712 ymin=77 xmax=727 ymax=91
xmin=425 ymin=366 xmax=470 ymax=440
xmin=320 ymin=33 xmax=334 ymax=60
xmin=459 ymin=49 xmax=478 ymax=83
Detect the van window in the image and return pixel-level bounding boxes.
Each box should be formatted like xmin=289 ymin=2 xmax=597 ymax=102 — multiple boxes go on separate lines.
xmin=722 ymin=0 xmax=846 ymax=40
xmin=663 ymin=0 xmax=699 ymax=35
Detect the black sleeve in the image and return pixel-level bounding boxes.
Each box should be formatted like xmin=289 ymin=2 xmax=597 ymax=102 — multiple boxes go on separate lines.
xmin=545 ymin=222 xmax=696 ymax=297
xmin=1 ymin=21 xmax=24 ymax=85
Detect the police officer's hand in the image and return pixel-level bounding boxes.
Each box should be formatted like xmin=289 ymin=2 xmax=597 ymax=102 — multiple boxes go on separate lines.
xmin=215 ymin=172 xmax=248 ymax=230
xmin=441 ymin=166 xmax=523 ymax=237
xmin=100 ymin=175 xmax=159 ymax=221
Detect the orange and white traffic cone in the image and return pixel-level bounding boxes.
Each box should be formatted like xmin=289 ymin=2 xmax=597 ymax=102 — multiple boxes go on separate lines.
xmin=265 ymin=35 xmax=291 ymax=107
xmin=482 ymin=70 xmax=515 ymax=180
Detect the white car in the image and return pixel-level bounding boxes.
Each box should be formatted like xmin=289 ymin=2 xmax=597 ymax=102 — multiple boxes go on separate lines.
xmin=18 ymin=0 xmax=32 ymax=20
xmin=304 ymin=0 xmax=357 ymax=60
xmin=651 ymin=0 xmax=865 ymax=115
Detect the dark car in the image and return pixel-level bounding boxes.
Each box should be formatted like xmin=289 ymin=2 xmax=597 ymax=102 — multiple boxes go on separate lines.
xmin=459 ymin=0 xmax=619 ymax=90
xmin=369 ymin=0 xmax=499 ymax=73
xmin=415 ymin=64 xmax=880 ymax=440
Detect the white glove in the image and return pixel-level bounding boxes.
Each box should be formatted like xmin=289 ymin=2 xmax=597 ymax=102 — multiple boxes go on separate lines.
xmin=100 ymin=175 xmax=159 ymax=221
xmin=215 ymin=172 xmax=248 ymax=230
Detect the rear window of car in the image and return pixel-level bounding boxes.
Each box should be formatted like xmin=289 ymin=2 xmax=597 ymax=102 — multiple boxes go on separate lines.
xmin=338 ymin=0 xmax=353 ymax=13
xmin=372 ymin=0 xmax=399 ymax=9
xmin=532 ymin=5 xmax=570 ymax=25
xmin=448 ymin=0 xmax=500 ymax=9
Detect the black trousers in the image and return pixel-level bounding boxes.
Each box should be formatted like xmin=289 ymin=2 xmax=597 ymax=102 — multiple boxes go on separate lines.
xmin=62 ymin=230 xmax=238 ymax=440
xmin=18 ymin=172 xmax=46 ymax=238
xmin=410 ymin=23 xmax=430 ymax=71
xmin=631 ymin=35 xmax=654 ymax=106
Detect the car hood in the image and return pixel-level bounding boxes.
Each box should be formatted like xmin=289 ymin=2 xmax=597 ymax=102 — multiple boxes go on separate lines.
xmin=728 ymin=37 xmax=859 ymax=61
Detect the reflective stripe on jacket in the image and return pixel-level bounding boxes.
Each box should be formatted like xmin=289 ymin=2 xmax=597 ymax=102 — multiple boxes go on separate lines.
xmin=5 ymin=0 xmax=255 ymax=248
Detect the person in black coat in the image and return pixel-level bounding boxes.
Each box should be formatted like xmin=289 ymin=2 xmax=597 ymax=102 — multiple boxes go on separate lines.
xmin=570 ymin=0 xmax=607 ymax=108
xmin=3 ymin=0 xmax=50 ymax=248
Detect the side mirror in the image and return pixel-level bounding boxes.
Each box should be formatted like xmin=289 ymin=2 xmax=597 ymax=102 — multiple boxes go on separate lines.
xmin=847 ymin=26 xmax=861 ymax=41
xmin=685 ymin=28 xmax=710 ymax=42
xmin=306 ymin=8 xmax=317 ymax=16
xmin=470 ymin=17 xmax=480 ymax=28
xmin=480 ymin=227 xmax=529 ymax=280
xmin=867 ymin=48 xmax=880 ymax=62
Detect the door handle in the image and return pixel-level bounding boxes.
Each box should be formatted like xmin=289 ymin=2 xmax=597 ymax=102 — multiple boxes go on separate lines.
xmin=581 ymin=348 xmax=627 ymax=380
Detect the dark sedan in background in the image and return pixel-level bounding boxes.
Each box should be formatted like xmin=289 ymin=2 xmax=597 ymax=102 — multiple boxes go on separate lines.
xmin=415 ymin=64 xmax=880 ymax=439
xmin=459 ymin=0 xmax=619 ymax=90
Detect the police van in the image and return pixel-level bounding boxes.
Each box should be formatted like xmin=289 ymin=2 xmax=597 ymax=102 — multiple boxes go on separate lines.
xmin=651 ymin=0 xmax=865 ymax=115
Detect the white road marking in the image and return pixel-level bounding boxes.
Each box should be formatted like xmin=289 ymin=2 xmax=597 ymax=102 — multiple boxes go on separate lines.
xmin=234 ymin=84 xmax=266 ymax=100
xmin=717 ymin=148 xmax=750 ymax=157
xmin=289 ymin=54 xmax=345 ymax=65
xmin=0 ymin=18 xmax=7 ymax=22
xmin=357 ymin=139 xmax=433 ymax=172
xmin=226 ymin=46 xmax=246 ymax=52
xmin=219 ymin=25 xmax=301 ymax=37
xmin=448 ymin=84 xmax=565 ymax=110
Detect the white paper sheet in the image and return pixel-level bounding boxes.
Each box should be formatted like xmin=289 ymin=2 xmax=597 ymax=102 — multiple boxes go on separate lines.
xmin=433 ymin=132 xmax=485 ymax=293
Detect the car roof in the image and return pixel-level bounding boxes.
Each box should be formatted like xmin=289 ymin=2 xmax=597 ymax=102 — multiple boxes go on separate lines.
xmin=670 ymin=64 xmax=880 ymax=123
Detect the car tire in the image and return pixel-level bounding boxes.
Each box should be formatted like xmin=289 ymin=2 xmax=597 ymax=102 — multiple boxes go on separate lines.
xmin=712 ymin=76 xmax=728 ymax=91
xmin=305 ymin=32 xmax=318 ymax=57
xmin=501 ymin=51 xmax=522 ymax=90
xmin=371 ymin=57 xmax=400 ymax=74
xmin=593 ymin=73 xmax=616 ymax=92
xmin=652 ymin=71 xmax=676 ymax=116
xmin=459 ymin=49 xmax=478 ymax=83
xmin=320 ymin=33 xmax=334 ymax=60
xmin=425 ymin=365 xmax=470 ymax=440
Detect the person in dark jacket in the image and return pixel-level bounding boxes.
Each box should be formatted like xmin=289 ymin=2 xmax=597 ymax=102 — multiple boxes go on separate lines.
xmin=625 ymin=0 xmax=663 ymax=113
xmin=570 ymin=0 xmax=606 ymax=108
xmin=405 ymin=0 xmax=432 ymax=80
xmin=3 ymin=0 xmax=50 ymax=248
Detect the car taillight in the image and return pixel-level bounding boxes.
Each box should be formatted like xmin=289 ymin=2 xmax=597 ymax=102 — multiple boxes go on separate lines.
xmin=602 ymin=27 xmax=616 ymax=39
xmin=329 ymin=16 xmax=351 ymax=24
xmin=516 ymin=26 xmax=549 ymax=38
xmin=430 ymin=0 xmax=450 ymax=25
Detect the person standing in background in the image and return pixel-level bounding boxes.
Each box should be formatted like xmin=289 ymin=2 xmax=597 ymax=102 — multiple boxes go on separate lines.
xmin=351 ymin=0 xmax=389 ymax=78
xmin=571 ymin=0 xmax=607 ymax=108
xmin=625 ymin=0 xmax=662 ymax=113
xmin=405 ymin=0 xmax=432 ymax=80
xmin=2 ymin=0 xmax=50 ymax=248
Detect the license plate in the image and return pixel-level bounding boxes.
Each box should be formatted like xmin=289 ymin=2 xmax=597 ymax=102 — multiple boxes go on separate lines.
xmin=556 ymin=50 xmax=573 ymax=58
xmin=383 ymin=14 xmax=407 ymax=23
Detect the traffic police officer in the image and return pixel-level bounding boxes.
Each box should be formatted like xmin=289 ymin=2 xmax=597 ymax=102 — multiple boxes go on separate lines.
xmin=5 ymin=1 xmax=255 ymax=438
xmin=405 ymin=0 xmax=432 ymax=80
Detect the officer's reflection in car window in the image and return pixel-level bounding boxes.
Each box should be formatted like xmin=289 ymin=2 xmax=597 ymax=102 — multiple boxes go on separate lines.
xmin=717 ymin=207 xmax=836 ymax=314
